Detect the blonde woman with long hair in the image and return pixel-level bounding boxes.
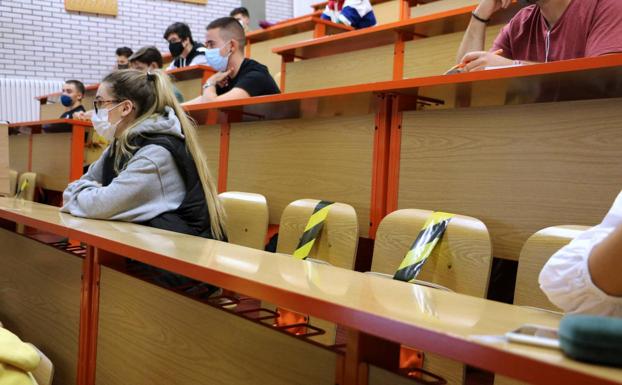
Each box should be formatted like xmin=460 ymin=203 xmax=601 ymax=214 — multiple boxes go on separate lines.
xmin=62 ymin=69 xmax=226 ymax=296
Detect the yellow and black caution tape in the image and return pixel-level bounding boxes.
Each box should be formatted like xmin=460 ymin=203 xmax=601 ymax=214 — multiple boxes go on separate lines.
xmin=393 ymin=212 xmax=454 ymax=283
xmin=292 ymin=200 xmax=334 ymax=260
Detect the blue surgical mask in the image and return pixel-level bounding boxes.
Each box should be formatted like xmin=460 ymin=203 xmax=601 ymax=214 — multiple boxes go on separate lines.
xmin=204 ymin=42 xmax=231 ymax=72
xmin=60 ymin=94 xmax=73 ymax=107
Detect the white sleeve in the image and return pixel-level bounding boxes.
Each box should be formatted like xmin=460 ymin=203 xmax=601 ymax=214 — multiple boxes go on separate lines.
xmin=539 ymin=192 xmax=622 ymax=317
xmin=190 ymin=52 xmax=207 ymax=66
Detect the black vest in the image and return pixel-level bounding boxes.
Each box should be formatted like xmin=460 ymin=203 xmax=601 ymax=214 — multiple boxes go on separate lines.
xmin=102 ymin=134 xmax=215 ymax=238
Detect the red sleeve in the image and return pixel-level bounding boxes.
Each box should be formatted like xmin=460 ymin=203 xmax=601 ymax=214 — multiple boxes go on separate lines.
xmin=491 ymin=23 xmax=513 ymax=59
xmin=586 ymin=0 xmax=622 ymax=56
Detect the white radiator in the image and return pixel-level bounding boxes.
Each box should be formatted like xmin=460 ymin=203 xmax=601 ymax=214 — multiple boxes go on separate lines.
xmin=0 ymin=77 xmax=64 ymax=123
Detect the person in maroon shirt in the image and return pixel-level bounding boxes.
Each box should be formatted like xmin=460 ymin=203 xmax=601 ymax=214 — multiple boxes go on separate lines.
xmin=456 ymin=0 xmax=622 ymax=72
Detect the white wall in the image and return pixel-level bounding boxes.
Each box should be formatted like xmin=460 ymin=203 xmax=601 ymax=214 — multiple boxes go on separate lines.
xmin=0 ymin=0 xmax=293 ymax=84
xmin=293 ymin=0 xmax=317 ymax=16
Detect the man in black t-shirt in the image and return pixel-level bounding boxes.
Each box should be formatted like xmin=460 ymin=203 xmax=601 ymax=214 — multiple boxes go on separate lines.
xmin=186 ymin=17 xmax=280 ymax=104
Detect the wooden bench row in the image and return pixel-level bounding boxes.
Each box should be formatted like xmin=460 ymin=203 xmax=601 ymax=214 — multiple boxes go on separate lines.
xmin=11 ymin=56 xmax=622 ymax=262
xmin=1 ymin=198 xmax=622 ymax=385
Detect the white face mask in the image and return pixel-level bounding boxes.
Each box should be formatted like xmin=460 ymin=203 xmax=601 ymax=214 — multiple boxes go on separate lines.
xmin=91 ymin=102 xmax=124 ymax=141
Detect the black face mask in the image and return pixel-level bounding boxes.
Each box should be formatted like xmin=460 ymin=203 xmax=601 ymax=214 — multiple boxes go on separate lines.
xmin=117 ymin=63 xmax=129 ymax=70
xmin=169 ymin=41 xmax=184 ymax=57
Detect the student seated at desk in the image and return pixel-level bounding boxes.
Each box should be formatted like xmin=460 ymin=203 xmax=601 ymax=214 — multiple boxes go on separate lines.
xmin=230 ymin=6 xmax=250 ymax=32
xmin=115 ymin=46 xmax=133 ymax=70
xmin=61 ymin=69 xmax=226 ymax=239
xmin=540 ymin=192 xmax=622 ymax=317
xmin=129 ymin=45 xmax=185 ymax=103
xmin=62 ymin=69 xmax=227 ymax=297
xmin=186 ymin=17 xmax=280 ymax=104
xmin=455 ymin=0 xmax=622 ymax=72
xmin=44 ymin=79 xmax=87 ymax=133
xmin=59 ymin=80 xmax=86 ymax=119
xmin=321 ymin=0 xmax=376 ymax=29
xmin=164 ymin=22 xmax=207 ymax=70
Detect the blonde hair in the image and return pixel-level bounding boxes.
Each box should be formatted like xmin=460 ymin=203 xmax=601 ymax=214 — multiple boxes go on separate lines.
xmin=102 ymin=69 xmax=226 ymax=240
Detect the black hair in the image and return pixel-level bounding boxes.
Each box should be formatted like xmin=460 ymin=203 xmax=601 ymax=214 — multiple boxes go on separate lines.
xmin=65 ymin=79 xmax=85 ymax=95
xmin=115 ymin=46 xmax=133 ymax=58
xmin=230 ymin=7 xmax=249 ymax=18
xmin=206 ymin=17 xmax=246 ymax=47
xmin=129 ymin=46 xmax=164 ymax=68
xmin=164 ymin=22 xmax=194 ymax=43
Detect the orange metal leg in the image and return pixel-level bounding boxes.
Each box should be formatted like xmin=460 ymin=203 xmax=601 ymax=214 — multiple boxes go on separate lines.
xmin=77 ymin=246 xmax=97 ymax=385
xmin=369 ymin=94 xmax=392 ymax=238
xmin=245 ymin=42 xmax=251 ymax=59
xmin=400 ymin=0 xmax=412 ymax=20
xmin=70 ymin=124 xmax=86 ymax=181
xmin=314 ymin=22 xmax=327 ymax=38
xmin=280 ymin=54 xmax=294 ymax=92
xmin=393 ymin=32 xmax=406 ymax=81
xmin=218 ymin=120 xmax=230 ymax=193
xmin=27 ymin=134 xmax=33 ymax=171
xmin=386 ymin=95 xmax=403 ymax=214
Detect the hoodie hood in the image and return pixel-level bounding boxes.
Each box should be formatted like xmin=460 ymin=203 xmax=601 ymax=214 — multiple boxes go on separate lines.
xmin=129 ymin=106 xmax=185 ymax=140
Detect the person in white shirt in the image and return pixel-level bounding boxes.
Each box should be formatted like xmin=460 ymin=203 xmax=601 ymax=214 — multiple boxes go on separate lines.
xmin=539 ymin=192 xmax=622 ymax=317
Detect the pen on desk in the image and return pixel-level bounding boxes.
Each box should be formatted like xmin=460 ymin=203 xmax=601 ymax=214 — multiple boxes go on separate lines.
xmin=445 ymin=49 xmax=504 ymax=74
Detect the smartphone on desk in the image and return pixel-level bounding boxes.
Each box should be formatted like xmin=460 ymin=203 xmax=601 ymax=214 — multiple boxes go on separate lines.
xmin=506 ymin=324 xmax=560 ymax=349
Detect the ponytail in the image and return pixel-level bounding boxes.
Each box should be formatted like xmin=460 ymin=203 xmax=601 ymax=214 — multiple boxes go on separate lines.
xmin=103 ymin=69 xmax=227 ymax=240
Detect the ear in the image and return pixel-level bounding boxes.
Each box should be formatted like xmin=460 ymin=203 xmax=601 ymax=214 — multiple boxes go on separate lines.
xmin=149 ymin=63 xmax=159 ymax=71
xmin=120 ymin=100 xmax=134 ymax=117
xmin=230 ymin=39 xmax=239 ymax=54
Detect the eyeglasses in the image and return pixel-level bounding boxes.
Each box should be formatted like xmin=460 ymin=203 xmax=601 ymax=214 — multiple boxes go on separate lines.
xmin=93 ymin=99 xmax=120 ymax=114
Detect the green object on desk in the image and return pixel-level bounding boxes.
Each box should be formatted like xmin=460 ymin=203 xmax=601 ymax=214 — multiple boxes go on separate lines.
xmin=559 ymin=314 xmax=622 ymax=367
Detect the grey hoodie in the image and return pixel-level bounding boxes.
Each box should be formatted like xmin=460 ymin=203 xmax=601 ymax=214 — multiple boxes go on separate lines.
xmin=61 ymin=107 xmax=186 ymax=222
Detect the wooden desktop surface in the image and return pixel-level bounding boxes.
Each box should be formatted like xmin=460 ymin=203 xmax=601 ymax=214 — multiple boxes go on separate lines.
xmin=246 ymin=16 xmax=353 ymax=44
xmin=0 ymin=197 xmax=621 ymax=385
xmin=184 ymin=54 xmax=622 ymax=122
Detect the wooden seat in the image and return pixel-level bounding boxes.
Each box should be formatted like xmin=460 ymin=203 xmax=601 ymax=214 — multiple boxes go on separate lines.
xmin=1 ymin=169 xmax=18 ymax=197
xmin=273 ymin=199 xmax=358 ymax=345
xmin=372 ymin=209 xmax=492 ymax=297
xmin=16 ymin=172 xmax=37 ymax=201
xmin=494 ymin=225 xmax=588 ymax=385
xmin=28 ymin=343 xmax=54 ymax=385
xmin=219 ymin=191 xmax=269 ymax=250
xmin=0 ymin=322 xmax=54 ymax=385
xmin=370 ymin=209 xmax=492 ymax=385
xmin=276 ymin=199 xmax=358 ymax=268
xmin=514 ymin=225 xmax=589 ymax=311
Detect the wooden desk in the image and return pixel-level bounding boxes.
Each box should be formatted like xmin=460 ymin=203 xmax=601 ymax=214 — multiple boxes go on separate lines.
xmin=8 ymin=119 xmax=94 ymax=192
xmin=246 ymin=16 xmax=353 ymax=76
xmin=184 ymin=55 xmax=622 ymax=260
xmin=165 ymin=64 xmax=215 ymax=101
xmin=274 ymin=1 xmax=518 ymax=92
xmin=35 ymin=66 xmax=213 ymax=120
xmin=0 ymin=198 xmax=621 ymax=385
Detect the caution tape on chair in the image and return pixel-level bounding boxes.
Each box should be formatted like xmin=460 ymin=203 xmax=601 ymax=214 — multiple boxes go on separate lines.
xmin=292 ymin=200 xmax=334 ymax=260
xmin=393 ymin=212 xmax=454 ymax=283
